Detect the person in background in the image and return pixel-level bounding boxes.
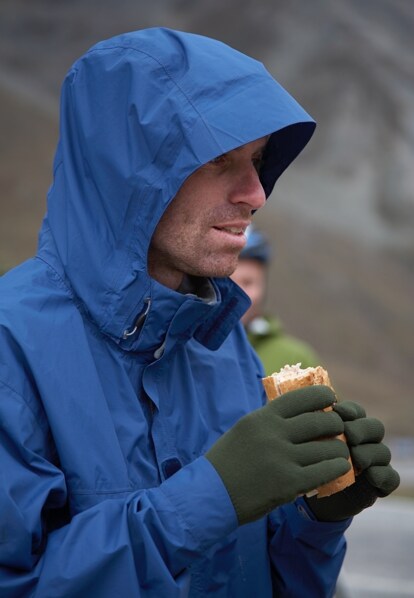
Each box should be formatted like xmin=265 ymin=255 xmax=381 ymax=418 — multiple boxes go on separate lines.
xmin=0 ymin=28 xmax=399 ymax=597
xmin=231 ymin=224 xmax=320 ymax=375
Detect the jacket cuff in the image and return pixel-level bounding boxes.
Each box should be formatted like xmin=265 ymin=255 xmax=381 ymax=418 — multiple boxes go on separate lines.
xmin=283 ymin=496 xmax=352 ymax=554
xmin=158 ymin=456 xmax=239 ymax=552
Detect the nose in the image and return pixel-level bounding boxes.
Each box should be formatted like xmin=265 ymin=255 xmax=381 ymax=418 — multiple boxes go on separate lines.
xmin=229 ymin=165 xmax=266 ymax=211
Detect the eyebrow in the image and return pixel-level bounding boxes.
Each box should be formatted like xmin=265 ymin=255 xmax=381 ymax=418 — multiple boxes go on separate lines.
xmin=216 ymin=140 xmax=268 ymax=162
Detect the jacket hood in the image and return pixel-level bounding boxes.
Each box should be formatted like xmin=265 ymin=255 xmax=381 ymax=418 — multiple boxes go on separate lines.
xmin=38 ymin=27 xmax=315 ymax=347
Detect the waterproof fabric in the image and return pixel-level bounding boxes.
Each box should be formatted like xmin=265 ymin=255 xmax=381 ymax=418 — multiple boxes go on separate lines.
xmin=247 ymin=315 xmax=320 ymax=375
xmin=0 ymin=28 xmax=350 ymax=596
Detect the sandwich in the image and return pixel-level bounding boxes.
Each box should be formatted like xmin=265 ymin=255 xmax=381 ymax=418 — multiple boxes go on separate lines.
xmin=262 ymin=364 xmax=355 ymax=498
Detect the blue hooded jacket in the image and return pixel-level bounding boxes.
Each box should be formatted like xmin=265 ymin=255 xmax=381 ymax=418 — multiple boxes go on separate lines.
xmin=0 ymin=28 xmax=350 ymax=596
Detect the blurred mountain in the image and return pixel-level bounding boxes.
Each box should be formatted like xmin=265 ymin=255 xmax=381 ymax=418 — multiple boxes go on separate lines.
xmin=0 ymin=0 xmax=413 ymax=434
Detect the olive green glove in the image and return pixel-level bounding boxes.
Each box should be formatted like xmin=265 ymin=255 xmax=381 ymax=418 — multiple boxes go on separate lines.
xmin=306 ymin=401 xmax=400 ymax=522
xmin=206 ymin=385 xmax=351 ymax=525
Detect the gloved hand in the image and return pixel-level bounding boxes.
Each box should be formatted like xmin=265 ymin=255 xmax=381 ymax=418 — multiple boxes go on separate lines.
xmin=206 ymin=385 xmax=351 ymax=525
xmin=305 ymin=401 xmax=400 ymax=522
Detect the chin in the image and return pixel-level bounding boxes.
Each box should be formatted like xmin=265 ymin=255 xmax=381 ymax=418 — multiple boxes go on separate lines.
xmin=190 ymin=255 xmax=240 ymax=279
xmin=209 ymin=264 xmax=239 ymax=279
xmin=216 ymin=257 xmax=240 ymax=278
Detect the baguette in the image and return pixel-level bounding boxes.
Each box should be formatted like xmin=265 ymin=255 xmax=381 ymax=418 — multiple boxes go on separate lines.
xmin=262 ymin=364 xmax=355 ymax=498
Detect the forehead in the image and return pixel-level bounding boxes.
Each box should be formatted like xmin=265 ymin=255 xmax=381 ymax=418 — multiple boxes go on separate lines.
xmin=225 ymin=135 xmax=270 ymax=156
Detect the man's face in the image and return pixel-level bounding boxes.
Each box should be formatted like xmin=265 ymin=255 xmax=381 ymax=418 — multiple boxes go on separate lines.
xmin=148 ymin=136 xmax=268 ymax=289
xmin=231 ymin=258 xmax=267 ymax=326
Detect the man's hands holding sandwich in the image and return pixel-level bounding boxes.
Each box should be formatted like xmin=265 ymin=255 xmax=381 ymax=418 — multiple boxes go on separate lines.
xmin=206 ymin=386 xmax=400 ymax=526
xmin=207 ymin=385 xmax=350 ymax=525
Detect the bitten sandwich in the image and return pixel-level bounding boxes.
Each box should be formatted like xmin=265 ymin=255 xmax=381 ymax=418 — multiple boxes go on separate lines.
xmin=262 ymin=364 xmax=355 ymax=498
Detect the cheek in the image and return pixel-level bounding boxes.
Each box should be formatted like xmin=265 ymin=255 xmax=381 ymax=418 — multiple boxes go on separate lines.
xmin=250 ymin=281 xmax=266 ymax=304
xmin=167 ymin=198 xmax=204 ymax=231
xmin=154 ymin=202 xmax=194 ymax=242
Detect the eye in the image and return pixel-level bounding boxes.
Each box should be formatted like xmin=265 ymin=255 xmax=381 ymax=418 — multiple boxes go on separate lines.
xmin=252 ymin=154 xmax=264 ymax=173
xmin=209 ymin=154 xmax=227 ymax=166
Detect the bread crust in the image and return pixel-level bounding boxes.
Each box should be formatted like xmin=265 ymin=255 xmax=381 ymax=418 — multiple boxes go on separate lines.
xmin=262 ymin=364 xmax=355 ymax=498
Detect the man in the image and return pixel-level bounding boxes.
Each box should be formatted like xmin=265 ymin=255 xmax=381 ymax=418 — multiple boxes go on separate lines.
xmin=0 ymin=28 xmax=399 ymax=596
xmin=231 ymin=224 xmax=320 ymax=374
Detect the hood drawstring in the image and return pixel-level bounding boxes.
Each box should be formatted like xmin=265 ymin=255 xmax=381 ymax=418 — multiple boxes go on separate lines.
xmin=122 ymin=298 xmax=151 ymax=339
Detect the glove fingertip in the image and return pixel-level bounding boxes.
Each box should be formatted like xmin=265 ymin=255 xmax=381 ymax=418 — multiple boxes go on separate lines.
xmin=366 ymin=465 xmax=401 ymax=496
xmin=333 ymin=400 xmax=366 ymax=421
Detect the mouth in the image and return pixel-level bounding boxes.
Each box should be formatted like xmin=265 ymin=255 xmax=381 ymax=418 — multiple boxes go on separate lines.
xmin=213 ymin=223 xmax=249 ymax=236
xmin=211 ymin=224 xmax=249 ymax=251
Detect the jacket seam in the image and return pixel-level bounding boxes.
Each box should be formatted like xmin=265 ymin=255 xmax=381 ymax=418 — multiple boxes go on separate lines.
xmin=70 ymin=487 xmax=133 ymax=495
xmin=35 ymin=255 xmax=75 ymax=300
xmin=0 ymin=378 xmax=50 ymax=435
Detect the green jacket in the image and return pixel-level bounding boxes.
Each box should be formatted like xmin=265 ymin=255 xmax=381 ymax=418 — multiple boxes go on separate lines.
xmin=247 ymin=316 xmax=320 ymax=376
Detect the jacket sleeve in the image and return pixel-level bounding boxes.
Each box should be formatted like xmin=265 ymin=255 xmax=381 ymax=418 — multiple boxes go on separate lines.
xmin=0 ymin=383 xmax=237 ymax=598
xmin=268 ymin=497 xmax=352 ymax=598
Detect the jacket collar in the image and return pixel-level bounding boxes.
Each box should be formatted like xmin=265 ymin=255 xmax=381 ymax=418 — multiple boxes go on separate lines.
xmin=120 ymin=276 xmax=251 ymax=356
